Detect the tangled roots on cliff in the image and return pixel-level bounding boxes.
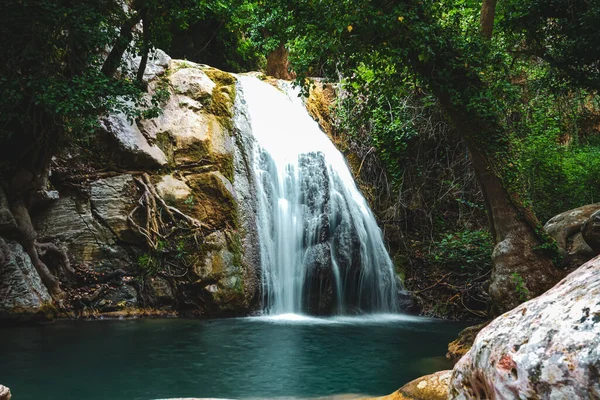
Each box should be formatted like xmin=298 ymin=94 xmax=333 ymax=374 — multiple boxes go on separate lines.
xmin=128 ymin=173 xmax=207 ymax=251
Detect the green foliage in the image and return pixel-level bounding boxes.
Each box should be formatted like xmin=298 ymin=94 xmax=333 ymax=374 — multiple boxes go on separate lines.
xmin=511 ymin=272 xmax=530 ymax=301
xmin=184 ymin=195 xmax=195 ymax=206
xmin=432 ymin=230 xmax=494 ymax=274
xmin=501 ymin=0 xmax=600 ymax=91
xmin=138 ymin=253 xmax=160 ymax=276
xmin=167 ymin=0 xmax=265 ymax=72
xmin=0 ymin=1 xmax=142 ymax=141
xmin=514 ymin=85 xmax=600 ymax=221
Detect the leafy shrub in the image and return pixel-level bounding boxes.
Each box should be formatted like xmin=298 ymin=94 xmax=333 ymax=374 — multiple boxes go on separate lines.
xmin=431 ymin=230 xmax=494 ymax=274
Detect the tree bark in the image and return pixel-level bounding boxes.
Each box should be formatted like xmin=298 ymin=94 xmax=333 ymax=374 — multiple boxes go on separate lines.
xmin=10 ymin=198 xmax=63 ymax=299
xmin=136 ymin=11 xmax=150 ymax=84
xmin=480 ymin=0 xmax=497 ymax=40
xmin=101 ymin=11 xmax=143 ymax=79
xmin=393 ymin=5 xmax=564 ymax=314
xmin=266 ymin=43 xmax=296 ymax=80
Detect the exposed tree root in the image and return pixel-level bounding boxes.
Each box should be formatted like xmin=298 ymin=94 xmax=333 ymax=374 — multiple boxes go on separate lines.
xmin=11 ymin=198 xmax=64 ymax=300
xmin=36 ymin=242 xmax=76 ymax=277
xmin=129 ymin=173 xmax=206 ymax=250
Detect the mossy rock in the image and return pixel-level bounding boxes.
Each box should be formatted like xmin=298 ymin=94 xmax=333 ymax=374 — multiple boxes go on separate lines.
xmin=203 ymin=68 xmax=237 ymax=126
xmin=185 ymin=171 xmax=237 ymax=230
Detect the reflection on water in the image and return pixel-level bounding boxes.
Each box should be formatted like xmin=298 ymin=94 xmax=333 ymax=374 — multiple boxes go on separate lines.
xmin=0 ymin=316 xmax=463 ymax=400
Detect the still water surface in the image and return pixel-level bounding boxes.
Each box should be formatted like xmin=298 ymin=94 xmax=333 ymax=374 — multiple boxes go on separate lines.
xmin=0 ymin=314 xmax=463 ymax=399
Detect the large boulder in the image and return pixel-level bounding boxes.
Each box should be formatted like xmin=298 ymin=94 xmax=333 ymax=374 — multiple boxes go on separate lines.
xmin=450 ymin=255 xmax=600 ymax=399
xmin=99 ymin=113 xmax=168 ymax=168
xmin=0 ymin=239 xmax=52 ymax=318
xmin=122 ymin=48 xmax=171 ymax=83
xmin=582 ymin=210 xmax=600 ymax=253
xmin=139 ymin=61 xmax=235 ymax=174
xmin=192 ymin=230 xmax=247 ymax=314
xmin=168 ymin=67 xmax=216 ymax=100
xmin=544 ymin=203 xmax=600 ymax=269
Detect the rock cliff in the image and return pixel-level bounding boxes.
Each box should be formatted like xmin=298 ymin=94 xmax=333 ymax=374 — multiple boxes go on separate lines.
xmin=0 ymin=52 xmax=261 ymax=321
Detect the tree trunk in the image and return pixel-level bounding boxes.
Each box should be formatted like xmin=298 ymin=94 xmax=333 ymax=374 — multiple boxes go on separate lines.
xmin=101 ymin=11 xmax=143 ymax=79
xmin=393 ymin=4 xmax=564 ymax=314
xmin=267 ymin=43 xmax=296 ymax=80
xmin=10 ymin=198 xmax=63 ymax=299
xmin=467 ymin=149 xmax=563 ymax=313
xmin=136 ymin=11 xmax=150 ymax=84
xmin=480 ymin=0 xmax=497 ymax=39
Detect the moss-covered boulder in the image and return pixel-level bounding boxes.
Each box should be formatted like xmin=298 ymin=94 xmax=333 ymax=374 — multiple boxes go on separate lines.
xmin=374 ymin=371 xmax=452 ymax=400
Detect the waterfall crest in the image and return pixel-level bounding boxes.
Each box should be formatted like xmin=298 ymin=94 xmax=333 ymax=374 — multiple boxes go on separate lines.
xmin=238 ymin=76 xmax=401 ymax=315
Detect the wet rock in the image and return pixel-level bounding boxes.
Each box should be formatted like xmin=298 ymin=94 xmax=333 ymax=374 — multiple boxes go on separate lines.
xmin=96 ymin=284 xmax=138 ymax=312
xmin=544 ymin=203 xmax=600 ymax=269
xmin=582 ymin=209 xmax=600 ymax=253
xmin=450 ymin=255 xmax=600 ymax=399
xmin=303 ymin=242 xmax=335 ymax=314
xmin=376 ymin=370 xmax=451 ymax=400
xmin=186 ymin=171 xmax=236 ymax=228
xmin=191 ymin=230 xmax=247 ymax=314
xmin=231 ymin=95 xmax=261 ymax=313
xmin=150 ymin=277 xmax=174 ymax=305
xmin=0 ymin=239 xmax=52 ymax=317
xmin=99 ymin=113 xmax=168 ymax=168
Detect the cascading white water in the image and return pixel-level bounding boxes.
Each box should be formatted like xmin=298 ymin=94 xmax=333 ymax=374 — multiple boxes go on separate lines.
xmin=239 ymin=76 xmax=401 ymax=315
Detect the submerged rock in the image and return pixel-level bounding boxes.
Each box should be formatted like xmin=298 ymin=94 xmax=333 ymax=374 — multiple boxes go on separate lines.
xmin=450 ymin=255 xmax=600 ymax=399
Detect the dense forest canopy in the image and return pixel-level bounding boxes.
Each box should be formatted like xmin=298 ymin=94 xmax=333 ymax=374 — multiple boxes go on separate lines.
xmin=0 ymin=0 xmax=598 ymax=315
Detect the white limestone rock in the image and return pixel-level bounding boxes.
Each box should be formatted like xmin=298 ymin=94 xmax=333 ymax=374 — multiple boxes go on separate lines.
xmin=100 ymin=113 xmax=168 ymax=168
xmin=450 ymin=255 xmax=600 ymax=399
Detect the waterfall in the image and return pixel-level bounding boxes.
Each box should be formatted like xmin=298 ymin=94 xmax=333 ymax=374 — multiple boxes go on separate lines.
xmin=238 ymin=76 xmax=401 ymax=315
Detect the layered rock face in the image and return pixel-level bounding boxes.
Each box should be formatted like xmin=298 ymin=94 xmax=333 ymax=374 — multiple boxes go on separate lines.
xmin=0 ymin=239 xmax=52 ymax=318
xmin=450 ymin=255 xmax=600 ymax=399
xmin=0 ymin=52 xmax=260 ymax=320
